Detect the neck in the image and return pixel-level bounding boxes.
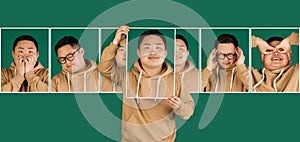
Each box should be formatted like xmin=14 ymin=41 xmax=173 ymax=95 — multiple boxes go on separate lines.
xmin=176 ymin=63 xmax=185 ymax=73
xmin=74 ymin=60 xmax=87 ymax=73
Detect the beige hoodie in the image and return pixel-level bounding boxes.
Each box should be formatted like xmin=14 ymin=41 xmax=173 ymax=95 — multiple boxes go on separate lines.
xmin=202 ymin=64 xmax=248 ymax=92
xmin=178 ymin=61 xmax=199 ymax=93
xmin=1 ymin=62 xmax=48 ymax=92
xmin=236 ymin=63 xmax=299 ymax=92
xmin=98 ymin=42 xmax=124 ymax=92
xmin=51 ymin=59 xmax=99 ymax=92
xmin=122 ymin=59 xmax=194 ymax=142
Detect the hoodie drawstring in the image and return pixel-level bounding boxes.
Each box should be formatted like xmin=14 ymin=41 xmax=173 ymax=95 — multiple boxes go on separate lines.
xmin=135 ymin=71 xmax=143 ymax=104
xmin=253 ymin=68 xmax=266 ymax=92
xmin=214 ymin=66 xmax=219 ymax=92
xmin=113 ymin=83 xmax=116 ymax=92
xmin=67 ymin=72 xmax=71 ymax=92
xmin=229 ymin=67 xmax=236 ymax=92
xmin=84 ymin=72 xmax=87 ymax=92
xmin=273 ymin=69 xmax=284 ymax=92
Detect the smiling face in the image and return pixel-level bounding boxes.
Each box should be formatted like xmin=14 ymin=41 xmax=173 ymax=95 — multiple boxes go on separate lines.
xmin=216 ymin=43 xmax=237 ymax=69
xmin=57 ymin=44 xmax=85 ymax=73
xmin=12 ymin=40 xmax=39 ymax=65
xmin=115 ymin=39 xmax=126 ymax=67
xmin=176 ymin=39 xmax=189 ymax=66
xmin=137 ymin=35 xmax=167 ymax=69
xmin=262 ymin=40 xmax=291 ymax=71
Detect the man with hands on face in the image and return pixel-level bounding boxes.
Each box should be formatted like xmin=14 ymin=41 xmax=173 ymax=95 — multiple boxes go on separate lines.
xmin=202 ymin=34 xmax=247 ymax=92
xmin=241 ymin=32 xmax=299 ymax=92
xmin=1 ymin=35 xmax=48 ymax=92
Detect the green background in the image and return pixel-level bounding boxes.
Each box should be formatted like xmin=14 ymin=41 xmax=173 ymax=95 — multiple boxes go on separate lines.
xmin=1 ymin=0 xmax=300 ymax=142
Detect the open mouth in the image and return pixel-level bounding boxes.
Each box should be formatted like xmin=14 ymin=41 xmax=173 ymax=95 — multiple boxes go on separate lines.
xmin=271 ymin=57 xmax=282 ymax=61
xmin=222 ymin=62 xmax=231 ymax=65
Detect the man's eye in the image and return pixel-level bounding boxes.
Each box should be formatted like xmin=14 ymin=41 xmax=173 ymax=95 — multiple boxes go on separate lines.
xmin=278 ymin=48 xmax=284 ymax=51
xmin=156 ymin=46 xmax=162 ymax=50
xmin=266 ymin=49 xmax=273 ymax=52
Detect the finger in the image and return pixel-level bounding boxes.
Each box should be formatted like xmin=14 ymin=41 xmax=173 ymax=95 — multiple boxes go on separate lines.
xmin=213 ymin=62 xmax=218 ymax=68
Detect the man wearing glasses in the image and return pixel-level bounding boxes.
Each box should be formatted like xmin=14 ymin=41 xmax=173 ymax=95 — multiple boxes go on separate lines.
xmin=51 ymin=36 xmax=99 ymax=92
xmin=202 ymin=34 xmax=248 ymax=92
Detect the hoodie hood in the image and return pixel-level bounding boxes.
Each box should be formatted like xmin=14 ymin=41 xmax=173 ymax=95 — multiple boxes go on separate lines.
xmin=253 ymin=65 xmax=297 ymax=92
xmin=51 ymin=59 xmax=99 ymax=92
xmin=131 ymin=59 xmax=173 ymax=79
xmin=127 ymin=59 xmax=174 ymax=101
xmin=178 ymin=61 xmax=199 ymax=92
xmin=178 ymin=61 xmax=196 ymax=75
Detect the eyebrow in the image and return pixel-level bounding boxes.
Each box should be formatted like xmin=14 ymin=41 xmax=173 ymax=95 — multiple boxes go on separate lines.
xmin=177 ymin=45 xmax=185 ymax=47
xmin=17 ymin=47 xmax=24 ymax=50
xmin=143 ymin=43 xmax=163 ymax=46
xmin=28 ymin=47 xmax=35 ymax=50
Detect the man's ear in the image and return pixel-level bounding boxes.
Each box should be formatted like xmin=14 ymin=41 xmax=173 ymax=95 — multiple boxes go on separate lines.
xmin=137 ymin=49 xmax=141 ymax=57
xmin=287 ymin=51 xmax=292 ymax=62
xmin=164 ymin=50 xmax=168 ymax=57
xmin=80 ymin=47 xmax=85 ymax=55
xmin=261 ymin=54 xmax=265 ymax=63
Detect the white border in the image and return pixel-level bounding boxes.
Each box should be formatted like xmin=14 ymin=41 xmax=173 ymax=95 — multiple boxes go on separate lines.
xmin=0 ymin=26 xmax=299 ymax=94
xmin=48 ymin=28 xmax=51 ymax=93
xmin=125 ymin=28 xmax=176 ymax=99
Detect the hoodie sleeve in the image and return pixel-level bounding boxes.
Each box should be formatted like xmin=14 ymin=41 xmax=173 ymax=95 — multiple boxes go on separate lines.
xmin=98 ymin=42 xmax=119 ymax=78
xmin=201 ymin=68 xmax=212 ymax=92
xmin=1 ymin=69 xmax=25 ymax=92
xmin=174 ymin=75 xmax=194 ymax=120
xmin=25 ymin=69 xmax=49 ymax=92
xmin=235 ymin=64 xmax=250 ymax=90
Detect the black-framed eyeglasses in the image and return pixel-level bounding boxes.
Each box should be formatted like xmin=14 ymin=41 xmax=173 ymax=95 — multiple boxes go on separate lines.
xmin=57 ymin=48 xmax=80 ymax=64
xmin=216 ymin=53 xmax=237 ymax=60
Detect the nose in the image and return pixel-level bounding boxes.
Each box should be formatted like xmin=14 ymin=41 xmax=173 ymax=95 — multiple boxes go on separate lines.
xmin=65 ymin=59 xmax=72 ymax=65
xmin=273 ymin=49 xmax=280 ymax=56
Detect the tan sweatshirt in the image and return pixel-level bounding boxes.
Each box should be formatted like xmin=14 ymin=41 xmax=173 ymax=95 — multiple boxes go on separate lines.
xmin=1 ymin=62 xmax=48 ymax=92
xmin=122 ymin=59 xmax=194 ymax=142
xmin=178 ymin=61 xmax=199 ymax=93
xmin=98 ymin=42 xmax=124 ymax=92
xmin=51 ymin=59 xmax=99 ymax=92
xmin=236 ymin=63 xmax=299 ymax=92
xmin=202 ymin=65 xmax=248 ymax=92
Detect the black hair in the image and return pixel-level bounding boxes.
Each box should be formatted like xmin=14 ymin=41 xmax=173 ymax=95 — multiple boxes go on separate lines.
xmin=138 ymin=30 xmax=166 ymax=49
xmin=54 ymin=36 xmax=82 ymax=56
xmin=176 ymin=34 xmax=189 ymax=50
xmin=13 ymin=35 xmax=39 ymax=52
xmin=266 ymin=36 xmax=284 ymax=45
xmin=214 ymin=34 xmax=239 ymax=49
